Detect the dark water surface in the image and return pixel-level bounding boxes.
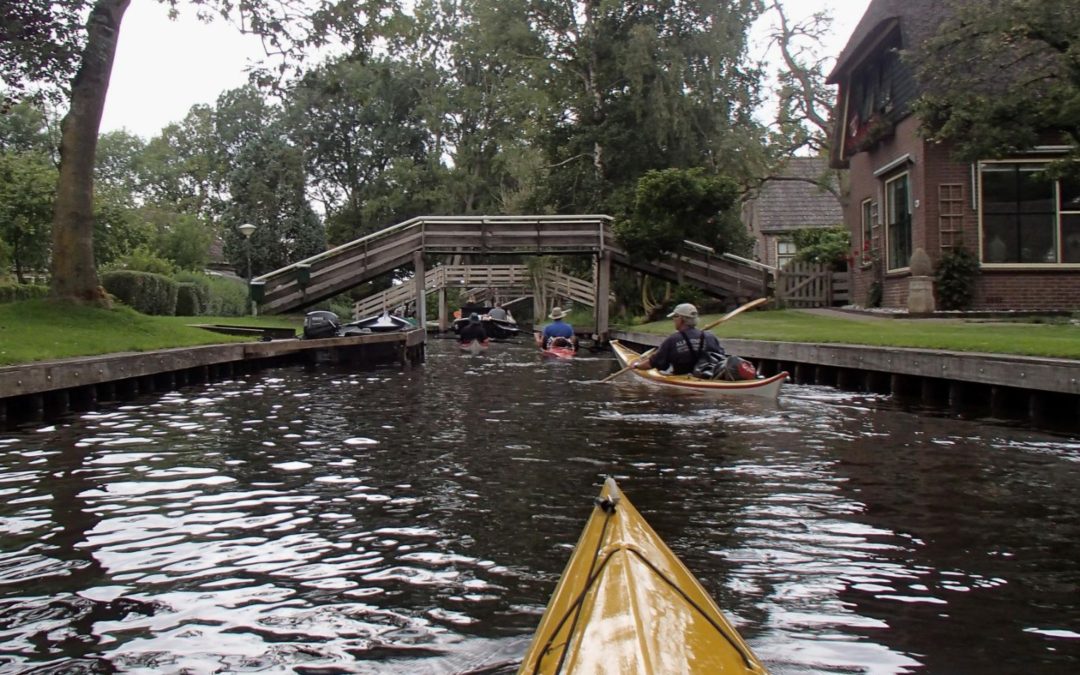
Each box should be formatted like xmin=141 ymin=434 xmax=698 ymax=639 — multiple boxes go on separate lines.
xmin=1 ymin=339 xmax=1079 ymax=673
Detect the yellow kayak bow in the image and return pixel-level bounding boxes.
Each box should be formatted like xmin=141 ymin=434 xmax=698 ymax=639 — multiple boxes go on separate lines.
xmin=518 ymin=478 xmax=768 ymax=674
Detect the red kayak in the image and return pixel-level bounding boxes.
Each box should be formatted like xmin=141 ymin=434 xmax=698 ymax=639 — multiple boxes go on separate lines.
xmin=541 ymin=345 xmax=575 ymax=359
xmin=460 ymin=339 xmax=489 ymax=355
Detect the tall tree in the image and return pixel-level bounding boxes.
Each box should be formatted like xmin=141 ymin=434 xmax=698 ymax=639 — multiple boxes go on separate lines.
xmin=525 ymin=0 xmax=767 ymax=214
xmin=1 ymin=0 xmax=403 ymax=306
xmin=614 ymin=167 xmax=751 ymax=262
xmin=764 ymin=1 xmax=835 ymax=156
xmin=287 ymin=57 xmax=436 ymax=242
xmin=911 ymin=0 xmax=1080 ymax=176
xmin=0 ymin=151 xmax=56 ymax=282
xmin=140 ymin=105 xmax=224 ymax=219
xmin=216 ymin=88 xmax=325 ymax=275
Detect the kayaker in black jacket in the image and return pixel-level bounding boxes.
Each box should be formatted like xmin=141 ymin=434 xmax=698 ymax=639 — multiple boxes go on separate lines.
xmin=458 ymin=313 xmax=488 ymax=343
xmin=633 ymin=303 xmax=722 ymax=375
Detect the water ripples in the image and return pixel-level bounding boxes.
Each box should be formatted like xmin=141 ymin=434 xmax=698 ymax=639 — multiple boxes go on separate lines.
xmin=1 ymin=340 xmax=1078 ymax=672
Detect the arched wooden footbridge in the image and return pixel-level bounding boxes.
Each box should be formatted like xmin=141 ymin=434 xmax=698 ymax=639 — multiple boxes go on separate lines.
xmin=349 ymin=264 xmax=608 ymax=331
xmin=251 ymin=215 xmax=768 ymax=340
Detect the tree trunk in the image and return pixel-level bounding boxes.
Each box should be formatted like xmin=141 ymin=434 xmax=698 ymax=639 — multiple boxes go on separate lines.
xmin=49 ymin=0 xmax=130 ymax=305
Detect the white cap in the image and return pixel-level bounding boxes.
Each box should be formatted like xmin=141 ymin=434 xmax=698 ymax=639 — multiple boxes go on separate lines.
xmin=666 ymin=303 xmax=698 ymax=319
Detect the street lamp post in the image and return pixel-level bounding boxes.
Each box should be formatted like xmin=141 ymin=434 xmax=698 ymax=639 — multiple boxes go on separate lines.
xmin=238 ymin=223 xmax=256 ymax=316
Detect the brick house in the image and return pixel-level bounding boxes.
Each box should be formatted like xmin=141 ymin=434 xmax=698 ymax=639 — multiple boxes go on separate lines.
xmin=827 ymin=0 xmax=1080 ymax=310
xmin=742 ymin=157 xmax=843 ymax=269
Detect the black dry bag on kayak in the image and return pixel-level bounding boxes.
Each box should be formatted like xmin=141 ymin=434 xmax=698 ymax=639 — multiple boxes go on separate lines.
xmin=685 ymin=334 xmax=727 ymax=379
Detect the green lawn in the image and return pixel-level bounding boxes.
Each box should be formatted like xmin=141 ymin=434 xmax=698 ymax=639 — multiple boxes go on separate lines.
xmin=1 ymin=301 xmax=1078 ymax=366
xmin=0 ymin=300 xmax=299 ymax=366
xmin=622 ymin=310 xmax=1080 ymax=359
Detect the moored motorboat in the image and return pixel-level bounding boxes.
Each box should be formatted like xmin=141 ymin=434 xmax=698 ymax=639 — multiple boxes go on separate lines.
xmin=609 ymin=339 xmax=787 ymax=398
xmin=343 ymin=311 xmax=413 ymax=333
xmin=517 ymin=477 xmax=768 ymax=674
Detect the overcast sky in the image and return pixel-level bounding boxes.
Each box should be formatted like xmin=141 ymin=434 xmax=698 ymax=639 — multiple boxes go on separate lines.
xmin=100 ymin=0 xmax=872 ymax=139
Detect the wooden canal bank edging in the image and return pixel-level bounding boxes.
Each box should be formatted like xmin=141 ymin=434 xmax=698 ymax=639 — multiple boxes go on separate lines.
xmin=613 ymin=331 xmax=1080 ymax=431
xmin=0 ymin=330 xmax=426 ymax=429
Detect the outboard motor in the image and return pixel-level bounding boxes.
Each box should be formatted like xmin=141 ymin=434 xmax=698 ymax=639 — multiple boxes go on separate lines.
xmin=303 ymin=311 xmax=341 ymax=339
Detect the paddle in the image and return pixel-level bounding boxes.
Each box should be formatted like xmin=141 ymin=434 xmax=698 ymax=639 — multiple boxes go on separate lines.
xmin=600 ymin=297 xmax=769 ymax=383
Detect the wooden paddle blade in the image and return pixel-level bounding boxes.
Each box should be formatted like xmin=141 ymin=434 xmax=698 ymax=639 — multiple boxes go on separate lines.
xmin=701 ymin=297 xmax=769 ymax=331
xmin=601 ymin=347 xmax=656 ymax=383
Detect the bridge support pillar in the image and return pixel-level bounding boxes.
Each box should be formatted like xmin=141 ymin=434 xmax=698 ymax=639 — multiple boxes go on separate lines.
xmin=595 ymin=251 xmax=611 ymax=343
xmin=438 ymin=287 xmax=448 ymax=332
xmin=413 ymin=251 xmax=426 ymax=330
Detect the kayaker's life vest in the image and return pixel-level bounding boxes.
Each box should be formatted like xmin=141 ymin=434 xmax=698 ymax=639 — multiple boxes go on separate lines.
xmin=683 ymin=333 xmax=725 ymax=379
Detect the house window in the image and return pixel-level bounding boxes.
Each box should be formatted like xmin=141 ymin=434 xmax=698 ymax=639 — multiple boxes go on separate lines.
xmin=860 ymin=198 xmax=876 ymax=265
xmin=979 ymin=162 xmax=1076 ymax=264
xmin=777 ymin=239 xmax=797 ymax=268
xmin=885 ymin=173 xmax=912 ymax=270
xmin=938 ymin=184 xmax=964 ymax=251
xmin=1059 ymin=176 xmax=1080 ymax=263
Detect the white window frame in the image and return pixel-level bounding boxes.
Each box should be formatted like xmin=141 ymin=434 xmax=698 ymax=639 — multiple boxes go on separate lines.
xmin=978 ymin=160 xmax=1080 ymax=267
xmin=860 ymin=198 xmax=877 ymax=266
xmin=884 ymin=171 xmax=912 ymax=272
xmin=776 ymin=239 xmax=797 ymax=268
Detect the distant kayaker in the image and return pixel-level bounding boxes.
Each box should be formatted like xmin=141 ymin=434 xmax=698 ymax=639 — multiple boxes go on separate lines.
xmin=459 ymin=313 xmax=488 ymax=344
xmin=633 ymin=303 xmax=722 ymax=375
xmin=536 ymin=307 xmax=577 ymax=350
xmin=487 ymin=302 xmax=508 ymax=320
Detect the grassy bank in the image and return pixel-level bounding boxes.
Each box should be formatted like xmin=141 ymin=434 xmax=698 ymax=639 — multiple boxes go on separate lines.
xmin=0 ymin=300 xmax=298 ymax=366
xmin=624 ymin=309 xmax=1080 ymax=359
xmin=2 ymin=301 xmax=1078 ymax=366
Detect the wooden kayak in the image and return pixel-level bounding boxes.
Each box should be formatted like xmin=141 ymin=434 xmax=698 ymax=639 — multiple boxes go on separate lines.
xmin=460 ymin=339 xmax=489 ymax=355
xmin=518 ymin=478 xmax=768 ymax=675
xmin=609 ymin=340 xmax=787 ymax=399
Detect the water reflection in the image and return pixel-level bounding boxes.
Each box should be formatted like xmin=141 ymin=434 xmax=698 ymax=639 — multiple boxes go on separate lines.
xmin=0 ymin=340 xmax=1078 ymax=673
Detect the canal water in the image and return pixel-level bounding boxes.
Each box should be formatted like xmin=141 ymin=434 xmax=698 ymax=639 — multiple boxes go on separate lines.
xmin=1 ymin=338 xmax=1078 ymax=673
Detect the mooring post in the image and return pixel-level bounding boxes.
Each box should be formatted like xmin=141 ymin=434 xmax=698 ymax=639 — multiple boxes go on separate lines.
xmin=438 ymin=287 xmax=448 ymax=332
xmin=595 ymin=250 xmax=611 ymax=343
xmin=413 ymin=250 xmax=426 ymax=331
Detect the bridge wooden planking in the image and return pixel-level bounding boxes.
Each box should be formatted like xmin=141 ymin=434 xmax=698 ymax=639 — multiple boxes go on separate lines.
xmin=350 ymin=264 xmax=607 ymax=320
xmin=254 ymin=216 xmax=768 ymax=315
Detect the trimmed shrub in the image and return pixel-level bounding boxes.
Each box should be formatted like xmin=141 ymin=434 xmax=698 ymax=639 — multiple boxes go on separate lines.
xmin=175 ymin=282 xmax=203 ymax=316
xmin=935 ymin=248 xmax=980 ymax=310
xmin=867 ymin=280 xmax=883 ymax=308
xmin=102 ymin=270 xmax=179 ymax=315
xmin=0 ymin=282 xmax=50 ymax=304
xmin=173 ymin=271 xmax=212 ymax=315
xmin=203 ymin=274 xmax=248 ymax=316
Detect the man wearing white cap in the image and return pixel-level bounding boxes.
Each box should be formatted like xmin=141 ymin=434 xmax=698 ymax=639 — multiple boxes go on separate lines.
xmin=633 ymin=302 xmax=722 ymax=375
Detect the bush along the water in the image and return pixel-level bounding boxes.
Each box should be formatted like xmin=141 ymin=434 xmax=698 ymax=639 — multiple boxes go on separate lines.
xmin=935 ymin=248 xmax=980 ymax=310
xmin=101 ymin=270 xmax=179 ymax=315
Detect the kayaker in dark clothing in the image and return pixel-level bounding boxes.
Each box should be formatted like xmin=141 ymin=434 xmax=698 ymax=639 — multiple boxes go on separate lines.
xmin=633 ymin=303 xmax=722 ymax=375
xmin=487 ymin=303 xmax=508 ymax=320
xmin=459 ymin=313 xmax=488 ymax=343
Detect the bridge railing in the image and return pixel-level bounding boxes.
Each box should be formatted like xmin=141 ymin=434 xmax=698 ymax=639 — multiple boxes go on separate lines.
xmin=253 ymin=214 xmax=769 ymax=314
xmin=253 ymin=216 xmax=613 ymax=313
xmin=349 ymin=264 xmax=605 ymax=320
